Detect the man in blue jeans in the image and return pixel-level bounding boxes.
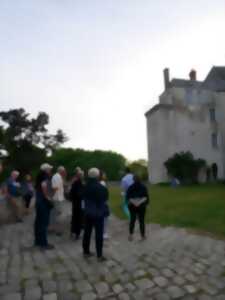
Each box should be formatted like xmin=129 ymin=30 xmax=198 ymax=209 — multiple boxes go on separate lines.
xmin=82 ymin=168 xmax=109 ymax=262
xmin=34 ymin=163 xmax=54 ymax=250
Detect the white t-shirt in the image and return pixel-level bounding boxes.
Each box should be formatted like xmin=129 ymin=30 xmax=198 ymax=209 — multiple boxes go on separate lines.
xmin=52 ymin=173 xmax=65 ymax=202
xmin=100 ymin=180 xmax=106 ymax=187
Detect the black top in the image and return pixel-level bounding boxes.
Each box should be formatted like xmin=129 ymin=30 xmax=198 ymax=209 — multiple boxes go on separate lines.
xmin=84 ymin=178 xmax=109 ymax=218
xmin=35 ymin=171 xmax=52 ymax=205
xmin=126 ymin=181 xmax=149 ymax=206
xmin=69 ymin=179 xmax=84 ymax=208
xmin=35 ymin=171 xmax=48 ymax=192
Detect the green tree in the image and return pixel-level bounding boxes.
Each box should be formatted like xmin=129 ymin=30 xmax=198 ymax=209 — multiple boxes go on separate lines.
xmin=0 ymin=108 xmax=67 ymax=174
xmin=49 ymin=148 xmax=126 ymax=180
xmin=128 ymin=159 xmax=148 ymax=181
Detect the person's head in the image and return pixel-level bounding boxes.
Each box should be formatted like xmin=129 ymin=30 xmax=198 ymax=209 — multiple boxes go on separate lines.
xmin=74 ymin=167 xmax=84 ymax=180
xmin=11 ymin=170 xmax=20 ymax=180
xmin=25 ymin=174 xmax=32 ymax=182
xmin=99 ymin=170 xmax=107 ymax=182
xmin=133 ymin=174 xmax=141 ymax=183
xmin=40 ymin=163 xmax=53 ymax=176
xmin=88 ymin=168 xmax=100 ymax=180
xmin=125 ymin=167 xmax=131 ymax=174
xmin=57 ymin=166 xmax=67 ymax=178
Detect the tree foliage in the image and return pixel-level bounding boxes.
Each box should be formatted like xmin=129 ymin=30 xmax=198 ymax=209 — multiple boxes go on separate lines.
xmin=128 ymin=159 xmax=148 ymax=181
xmin=49 ymin=148 xmax=126 ymax=180
xmin=164 ymin=152 xmax=206 ymax=184
xmin=0 ymin=108 xmax=67 ymax=174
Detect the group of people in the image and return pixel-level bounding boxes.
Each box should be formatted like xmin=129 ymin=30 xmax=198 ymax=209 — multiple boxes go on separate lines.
xmin=4 ymin=170 xmax=34 ymax=222
xmin=33 ymin=163 xmax=110 ymax=262
xmin=1 ymin=163 xmax=150 ymax=262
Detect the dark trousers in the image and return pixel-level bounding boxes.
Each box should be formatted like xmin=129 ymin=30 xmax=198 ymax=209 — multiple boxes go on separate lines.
xmin=34 ymin=200 xmax=50 ymax=247
xmin=129 ymin=205 xmax=146 ymax=237
xmin=71 ymin=202 xmax=83 ymax=237
xmin=82 ymin=216 xmax=104 ymax=258
xmin=24 ymin=194 xmax=32 ymax=209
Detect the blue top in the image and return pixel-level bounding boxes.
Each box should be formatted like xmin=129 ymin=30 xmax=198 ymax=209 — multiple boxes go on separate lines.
xmin=7 ymin=178 xmax=21 ymax=197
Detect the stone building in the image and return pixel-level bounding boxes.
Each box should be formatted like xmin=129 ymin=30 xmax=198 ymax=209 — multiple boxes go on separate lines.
xmin=145 ymin=67 xmax=225 ymax=183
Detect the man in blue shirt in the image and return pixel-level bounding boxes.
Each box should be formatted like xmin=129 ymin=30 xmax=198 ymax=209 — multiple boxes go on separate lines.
xmin=7 ymin=170 xmax=22 ymax=222
xmin=121 ymin=168 xmax=134 ymax=218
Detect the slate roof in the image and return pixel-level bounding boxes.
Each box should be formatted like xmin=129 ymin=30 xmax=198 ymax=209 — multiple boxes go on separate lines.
xmin=168 ymin=67 xmax=225 ymax=91
xmin=170 ymin=79 xmax=202 ymax=88
xmin=145 ymin=104 xmax=174 ymax=117
xmin=145 ymin=66 xmax=225 ymax=117
xmin=202 ymin=66 xmax=225 ymax=92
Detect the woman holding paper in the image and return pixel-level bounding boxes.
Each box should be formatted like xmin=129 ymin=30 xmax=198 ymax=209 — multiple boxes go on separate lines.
xmin=126 ymin=175 xmax=149 ymax=241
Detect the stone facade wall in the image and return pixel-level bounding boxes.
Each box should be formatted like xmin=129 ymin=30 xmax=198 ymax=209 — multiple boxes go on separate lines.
xmin=147 ymin=92 xmax=225 ymax=183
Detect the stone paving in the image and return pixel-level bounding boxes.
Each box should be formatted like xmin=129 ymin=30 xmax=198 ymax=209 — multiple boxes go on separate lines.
xmin=0 ymin=203 xmax=225 ymax=300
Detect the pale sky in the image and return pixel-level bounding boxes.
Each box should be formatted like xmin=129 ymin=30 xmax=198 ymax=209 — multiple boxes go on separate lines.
xmin=1 ymin=1 xmax=225 ymax=160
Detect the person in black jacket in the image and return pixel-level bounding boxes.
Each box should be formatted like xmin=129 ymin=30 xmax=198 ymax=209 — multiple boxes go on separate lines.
xmin=70 ymin=167 xmax=84 ymax=240
xmin=82 ymin=168 xmax=109 ymax=262
xmin=126 ymin=175 xmax=149 ymax=241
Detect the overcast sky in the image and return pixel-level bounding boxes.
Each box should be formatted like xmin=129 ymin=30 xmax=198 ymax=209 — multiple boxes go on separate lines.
xmin=1 ymin=1 xmax=225 ymax=160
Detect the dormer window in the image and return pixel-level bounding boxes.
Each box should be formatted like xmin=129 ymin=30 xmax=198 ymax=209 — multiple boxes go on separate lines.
xmin=209 ymin=108 xmax=216 ymax=122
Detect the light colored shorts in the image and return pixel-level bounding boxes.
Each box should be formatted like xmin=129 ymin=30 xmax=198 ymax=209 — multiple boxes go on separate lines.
xmin=50 ymin=200 xmax=64 ymax=225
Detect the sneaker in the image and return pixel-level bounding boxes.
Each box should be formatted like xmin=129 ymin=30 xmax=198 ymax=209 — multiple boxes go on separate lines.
xmin=16 ymin=218 xmax=23 ymax=223
xmin=71 ymin=235 xmax=80 ymax=241
xmin=83 ymin=252 xmax=94 ymax=259
xmin=70 ymin=233 xmax=76 ymax=239
xmin=55 ymin=232 xmax=63 ymax=237
xmin=103 ymin=233 xmax=109 ymax=240
xmin=40 ymin=244 xmax=55 ymax=251
xmin=97 ymin=256 xmax=107 ymax=262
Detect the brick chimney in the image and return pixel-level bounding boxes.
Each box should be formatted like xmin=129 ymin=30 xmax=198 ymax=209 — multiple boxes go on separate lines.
xmin=189 ymin=69 xmax=197 ymax=81
xmin=163 ymin=68 xmax=170 ymax=90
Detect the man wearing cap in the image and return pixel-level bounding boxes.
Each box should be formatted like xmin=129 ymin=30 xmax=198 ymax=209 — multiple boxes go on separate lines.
xmin=82 ymin=168 xmax=109 ymax=262
xmin=50 ymin=166 xmax=67 ymax=235
xmin=34 ymin=163 xmax=54 ymax=250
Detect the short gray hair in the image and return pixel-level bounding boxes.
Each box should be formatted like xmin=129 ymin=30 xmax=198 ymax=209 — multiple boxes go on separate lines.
xmin=11 ymin=170 xmax=20 ymax=177
xmin=57 ymin=166 xmax=66 ymax=173
xmin=88 ymin=168 xmax=100 ymax=179
xmin=75 ymin=167 xmax=83 ymax=176
xmin=40 ymin=163 xmax=53 ymax=171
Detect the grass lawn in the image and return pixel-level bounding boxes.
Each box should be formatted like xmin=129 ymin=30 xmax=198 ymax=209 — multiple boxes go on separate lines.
xmin=109 ymin=184 xmax=225 ymax=238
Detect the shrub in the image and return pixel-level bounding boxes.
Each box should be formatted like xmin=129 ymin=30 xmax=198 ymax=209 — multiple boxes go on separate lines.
xmin=164 ymin=151 xmax=206 ymax=184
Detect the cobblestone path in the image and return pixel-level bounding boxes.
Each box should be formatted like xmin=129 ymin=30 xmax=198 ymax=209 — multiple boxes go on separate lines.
xmin=0 ymin=203 xmax=225 ymax=300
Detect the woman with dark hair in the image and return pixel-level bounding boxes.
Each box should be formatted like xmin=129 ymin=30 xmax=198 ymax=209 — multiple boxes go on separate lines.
xmin=34 ymin=163 xmax=54 ymax=250
xmin=70 ymin=167 xmax=85 ymax=240
xmin=126 ymin=175 xmax=149 ymax=241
